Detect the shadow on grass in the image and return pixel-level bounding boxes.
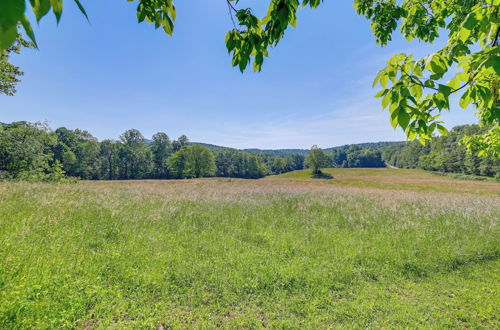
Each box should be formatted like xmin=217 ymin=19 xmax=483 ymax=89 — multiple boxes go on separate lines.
xmin=311 ymin=171 xmax=333 ymax=179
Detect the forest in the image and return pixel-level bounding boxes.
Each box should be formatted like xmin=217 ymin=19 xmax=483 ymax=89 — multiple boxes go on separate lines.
xmin=0 ymin=121 xmax=301 ymax=181
xmin=383 ymin=125 xmax=499 ymax=178
xmin=1 ymin=121 xmax=497 ymax=181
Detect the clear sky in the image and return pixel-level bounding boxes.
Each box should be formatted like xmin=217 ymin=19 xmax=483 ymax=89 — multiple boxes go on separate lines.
xmin=0 ymin=0 xmax=477 ymax=149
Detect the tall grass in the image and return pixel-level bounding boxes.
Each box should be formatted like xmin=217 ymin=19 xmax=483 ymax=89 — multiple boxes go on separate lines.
xmin=0 ymin=170 xmax=499 ymax=328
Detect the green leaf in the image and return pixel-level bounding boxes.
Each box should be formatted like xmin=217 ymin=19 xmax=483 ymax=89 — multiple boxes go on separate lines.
xmin=426 ymin=54 xmax=447 ymax=75
xmin=374 ymin=89 xmax=387 ymax=98
xmin=407 ymin=129 xmax=417 ymax=140
xmin=463 ymin=13 xmax=478 ymax=31
xmin=459 ymin=90 xmax=472 ymax=109
xmin=169 ymin=4 xmax=177 ymax=21
xmin=456 ymin=72 xmax=469 ymax=82
xmin=225 ymin=31 xmax=234 ymax=53
xmin=438 ymin=84 xmax=452 ymax=97
xmin=380 ymin=74 xmax=389 ymax=88
xmin=73 ymin=0 xmax=88 ymax=21
xmin=253 ymin=52 xmax=263 ymax=72
xmin=162 ymin=16 xmax=174 ymax=36
xmin=238 ymin=56 xmax=248 ymax=72
xmin=458 ymin=28 xmax=471 ymax=43
xmin=410 ymin=84 xmax=422 ymax=99
xmin=447 ymin=77 xmax=461 ymax=90
xmin=389 ymin=101 xmax=398 ymax=114
xmin=50 ymin=0 xmax=63 ymax=23
xmin=0 ymin=0 xmax=26 ymax=50
xmin=397 ymin=109 xmax=410 ymax=129
xmin=390 ymin=108 xmax=399 ymax=129
xmin=137 ymin=6 xmax=146 ymax=23
xmin=484 ymin=56 xmax=500 ymax=75
xmin=476 ymin=85 xmax=492 ymax=107
xmin=424 ymin=79 xmax=435 ymax=88
xmin=31 ymin=0 xmax=52 ymax=22
xmin=0 ymin=24 xmax=17 ymax=51
xmin=289 ymin=13 xmax=297 ymax=28
xmin=381 ymin=92 xmax=391 ymax=109
xmin=428 ymin=122 xmax=436 ymax=134
xmin=432 ymin=92 xmax=447 ymax=109
xmin=20 ymin=15 xmax=38 ymax=48
xmin=437 ymin=124 xmax=448 ymax=136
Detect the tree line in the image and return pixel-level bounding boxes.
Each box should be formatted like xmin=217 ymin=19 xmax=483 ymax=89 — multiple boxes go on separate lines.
xmin=0 ymin=120 xmax=389 ymax=183
xmin=0 ymin=121 xmax=306 ymax=181
xmin=1 ymin=121 xmax=497 ymax=181
xmin=382 ymin=125 xmax=499 ymax=178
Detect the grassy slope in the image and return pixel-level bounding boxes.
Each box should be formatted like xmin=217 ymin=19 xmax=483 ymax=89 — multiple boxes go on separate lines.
xmin=274 ymin=168 xmax=500 ymax=195
xmin=0 ymin=170 xmax=499 ymax=328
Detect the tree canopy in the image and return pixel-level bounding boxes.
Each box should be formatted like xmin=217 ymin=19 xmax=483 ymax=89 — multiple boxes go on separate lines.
xmin=0 ymin=0 xmax=498 ymax=156
xmin=384 ymin=124 xmax=500 ymax=178
xmin=305 ymin=145 xmax=329 ymax=176
xmin=168 ymin=145 xmax=217 ymax=179
xmin=364 ymin=0 xmax=499 ymax=158
xmin=0 ymin=32 xmax=32 ymax=95
xmin=0 ymin=121 xmax=308 ymax=181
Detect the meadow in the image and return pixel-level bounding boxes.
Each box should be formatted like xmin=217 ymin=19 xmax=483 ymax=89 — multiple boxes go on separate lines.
xmin=0 ymin=169 xmax=499 ymax=328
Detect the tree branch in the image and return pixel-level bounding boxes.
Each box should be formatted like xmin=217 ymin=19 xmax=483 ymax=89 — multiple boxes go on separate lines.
xmin=226 ymin=0 xmax=238 ymax=13
xmin=226 ymin=0 xmax=239 ymax=30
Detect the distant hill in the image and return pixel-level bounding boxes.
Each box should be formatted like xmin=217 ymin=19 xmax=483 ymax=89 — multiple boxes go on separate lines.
xmin=242 ymin=148 xmax=310 ymax=156
xmin=192 ymin=141 xmax=405 ymax=156
xmin=192 ymin=142 xmax=228 ymax=152
xmin=325 ymin=141 xmax=405 ymax=152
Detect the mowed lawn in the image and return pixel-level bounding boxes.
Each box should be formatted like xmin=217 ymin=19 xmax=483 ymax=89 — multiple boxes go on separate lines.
xmin=0 ymin=169 xmax=499 ymax=328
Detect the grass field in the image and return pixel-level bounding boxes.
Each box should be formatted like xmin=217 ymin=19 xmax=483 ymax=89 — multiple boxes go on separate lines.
xmin=1 ymin=169 xmax=499 ymax=328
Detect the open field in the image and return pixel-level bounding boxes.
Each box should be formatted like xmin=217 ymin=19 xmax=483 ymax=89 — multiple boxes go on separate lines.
xmin=274 ymin=168 xmax=500 ymax=195
xmin=0 ymin=169 xmax=499 ymax=328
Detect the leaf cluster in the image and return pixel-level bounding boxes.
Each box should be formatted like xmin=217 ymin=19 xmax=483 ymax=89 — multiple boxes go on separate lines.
xmin=364 ymin=0 xmax=499 ymax=155
xmin=225 ymin=0 xmax=322 ymax=72
xmin=0 ymin=0 xmax=175 ymax=52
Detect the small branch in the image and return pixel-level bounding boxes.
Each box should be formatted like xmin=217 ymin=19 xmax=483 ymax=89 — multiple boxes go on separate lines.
xmin=226 ymin=0 xmax=239 ymax=30
xmin=226 ymin=0 xmax=238 ymax=13
xmin=418 ymin=1 xmax=435 ymax=20
xmin=401 ymin=65 xmax=477 ymax=95
xmin=400 ymin=67 xmax=439 ymax=92
xmin=492 ymin=6 xmax=499 ymax=47
xmin=452 ymin=80 xmax=472 ymax=93
xmin=493 ymin=26 xmax=499 ymax=47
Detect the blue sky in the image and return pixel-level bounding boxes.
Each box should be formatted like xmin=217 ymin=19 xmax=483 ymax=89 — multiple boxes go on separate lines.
xmin=0 ymin=0 xmax=477 ymax=149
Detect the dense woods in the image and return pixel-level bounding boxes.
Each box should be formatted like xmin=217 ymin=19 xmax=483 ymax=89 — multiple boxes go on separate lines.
xmin=0 ymin=121 xmax=303 ymax=181
xmin=383 ymin=125 xmax=499 ymax=178
xmin=1 ymin=122 xmax=498 ymax=181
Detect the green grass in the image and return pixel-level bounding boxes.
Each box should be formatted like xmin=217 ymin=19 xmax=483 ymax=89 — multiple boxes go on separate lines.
xmin=274 ymin=168 xmax=500 ymax=195
xmin=0 ymin=170 xmax=499 ymax=328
